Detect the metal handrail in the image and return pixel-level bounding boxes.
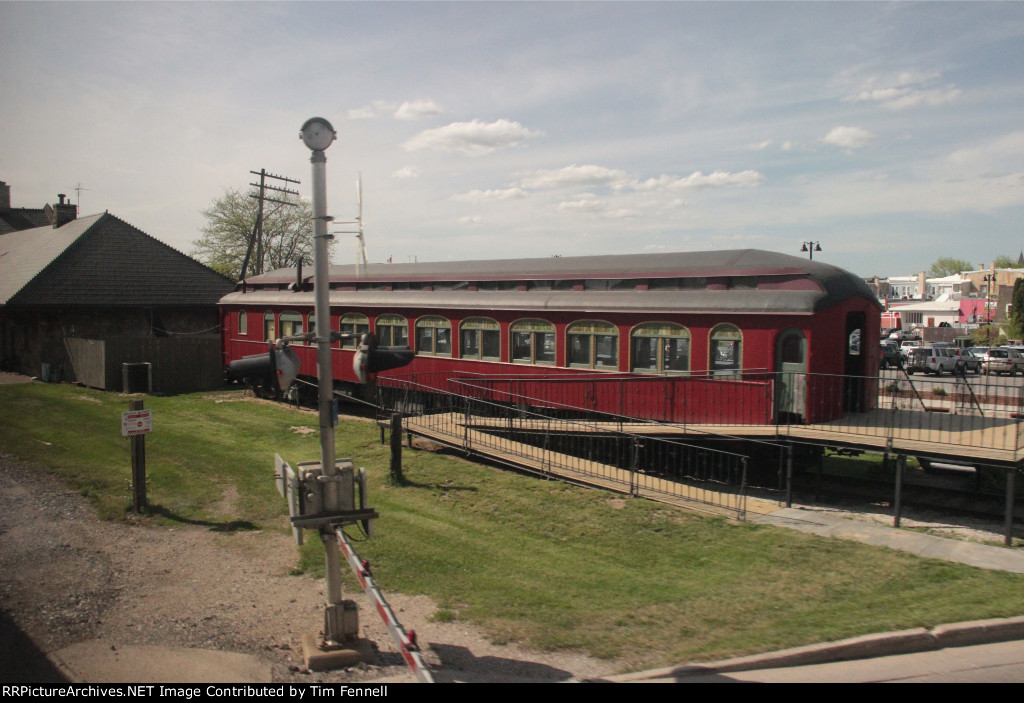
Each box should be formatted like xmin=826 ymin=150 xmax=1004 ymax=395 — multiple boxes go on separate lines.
xmin=376 ymin=376 xmax=750 ymax=518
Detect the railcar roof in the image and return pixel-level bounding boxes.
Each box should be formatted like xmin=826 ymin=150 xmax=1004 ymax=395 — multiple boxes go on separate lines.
xmin=249 ymin=249 xmax=832 ymax=282
xmin=228 ymin=248 xmax=879 ymax=314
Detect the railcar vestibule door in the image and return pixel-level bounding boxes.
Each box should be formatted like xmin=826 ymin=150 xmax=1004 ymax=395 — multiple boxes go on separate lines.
xmin=844 ymin=311 xmax=866 ymax=411
xmin=775 ymin=329 xmax=807 ymax=422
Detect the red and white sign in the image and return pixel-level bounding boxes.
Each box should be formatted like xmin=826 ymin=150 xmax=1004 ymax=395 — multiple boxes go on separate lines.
xmin=121 ymin=409 xmax=153 ymax=437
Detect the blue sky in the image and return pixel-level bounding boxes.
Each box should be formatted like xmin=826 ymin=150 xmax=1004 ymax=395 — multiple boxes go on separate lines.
xmin=2 ymin=1 xmax=1023 ymax=278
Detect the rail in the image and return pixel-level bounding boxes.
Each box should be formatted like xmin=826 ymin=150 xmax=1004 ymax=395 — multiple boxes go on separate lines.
xmin=375 ymin=377 xmax=751 ymax=519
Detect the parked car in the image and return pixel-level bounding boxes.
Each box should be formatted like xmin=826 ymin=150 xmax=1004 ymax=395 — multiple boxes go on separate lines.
xmin=976 ymin=347 xmax=1017 ymax=376
xmin=899 ymin=339 xmax=922 ymax=362
xmin=880 ymin=342 xmax=903 ymax=370
xmin=1001 ymin=347 xmax=1024 ymax=374
xmin=906 ymin=347 xmax=958 ymax=376
xmin=946 ymin=348 xmax=982 ymax=374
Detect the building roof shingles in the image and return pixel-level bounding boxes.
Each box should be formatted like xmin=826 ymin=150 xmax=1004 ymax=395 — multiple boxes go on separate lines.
xmin=0 ymin=212 xmax=233 ymax=307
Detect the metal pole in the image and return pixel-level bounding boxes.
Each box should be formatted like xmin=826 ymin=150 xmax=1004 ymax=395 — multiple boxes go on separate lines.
xmin=306 ymin=124 xmax=349 ymax=643
xmin=785 ymin=443 xmax=793 ymax=508
xmin=310 ymin=149 xmax=336 ymax=499
xmin=130 ymin=399 xmax=146 ymax=513
xmin=1005 ymin=469 xmax=1016 ymax=548
xmin=894 ymin=454 xmax=905 ymax=527
xmin=390 ymin=413 xmax=404 ymax=485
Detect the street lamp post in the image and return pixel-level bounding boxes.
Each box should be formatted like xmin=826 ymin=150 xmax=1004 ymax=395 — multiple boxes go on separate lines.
xmin=800 ymin=241 xmax=822 ymax=260
xmin=983 ymin=273 xmax=996 ymax=327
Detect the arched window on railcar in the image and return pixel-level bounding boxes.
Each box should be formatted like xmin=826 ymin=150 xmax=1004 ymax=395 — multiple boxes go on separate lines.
xmin=263 ymin=312 xmax=276 ymax=342
xmin=415 ymin=316 xmax=453 ymax=356
xmin=510 ymin=319 xmax=556 ymax=365
xmin=631 ymin=323 xmax=690 ymax=374
xmin=375 ymin=314 xmax=409 ymax=348
xmin=710 ymin=324 xmax=743 ymax=377
xmin=280 ymin=311 xmax=304 ymax=339
xmin=238 ymin=311 xmax=247 ymax=336
xmin=567 ymin=321 xmax=618 ymax=370
xmin=307 ymin=313 xmax=315 ymax=338
xmin=339 ymin=313 xmax=369 ymax=349
xmin=460 ymin=318 xmax=501 ymax=361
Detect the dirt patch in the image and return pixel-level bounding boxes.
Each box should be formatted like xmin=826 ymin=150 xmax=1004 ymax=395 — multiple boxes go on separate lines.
xmin=0 ymin=453 xmax=618 ymax=683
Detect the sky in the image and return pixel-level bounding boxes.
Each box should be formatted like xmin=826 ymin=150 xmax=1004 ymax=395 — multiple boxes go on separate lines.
xmin=2 ymin=1 xmax=1023 ymax=279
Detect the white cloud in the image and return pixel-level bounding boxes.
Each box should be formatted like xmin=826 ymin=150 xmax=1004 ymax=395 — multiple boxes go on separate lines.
xmin=347 ymin=100 xmax=395 ymax=119
xmin=520 ymin=164 xmax=763 ymax=193
xmin=394 ymin=99 xmax=445 ymax=120
xmin=823 ymin=126 xmax=876 ymax=151
xmin=747 ymin=139 xmax=773 ymax=151
xmin=847 ymin=86 xmax=961 ymax=111
xmin=452 ymin=187 xmax=527 ymax=202
xmin=634 ymin=170 xmax=764 ymax=191
xmin=557 ymin=193 xmax=604 ymax=212
xmin=842 ymin=71 xmax=961 ymax=111
xmin=402 ymin=119 xmax=540 ymax=156
xmin=555 ymin=194 xmax=638 ymax=219
xmin=391 ymin=166 xmax=419 ymax=179
xmin=520 ymin=164 xmax=631 ymax=190
xmin=947 ymin=132 xmax=1024 ymax=174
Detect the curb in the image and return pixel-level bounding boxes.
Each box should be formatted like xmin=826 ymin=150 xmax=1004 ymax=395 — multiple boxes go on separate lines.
xmin=597 ymin=615 xmax=1024 ymax=682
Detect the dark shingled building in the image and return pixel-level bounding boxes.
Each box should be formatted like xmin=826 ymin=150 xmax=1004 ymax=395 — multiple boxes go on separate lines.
xmin=1 ymin=183 xmax=234 ymax=392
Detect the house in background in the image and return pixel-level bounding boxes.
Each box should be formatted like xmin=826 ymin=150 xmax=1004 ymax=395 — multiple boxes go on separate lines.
xmin=0 ymin=181 xmax=234 ymax=392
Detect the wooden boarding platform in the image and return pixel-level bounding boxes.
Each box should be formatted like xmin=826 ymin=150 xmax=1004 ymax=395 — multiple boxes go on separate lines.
xmin=402 ymin=413 xmax=780 ymax=519
xmin=436 ymin=410 xmax=1023 ymax=466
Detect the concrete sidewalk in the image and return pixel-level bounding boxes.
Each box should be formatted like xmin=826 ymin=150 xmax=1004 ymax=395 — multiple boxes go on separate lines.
xmin=754 ymin=507 xmax=1024 ymax=573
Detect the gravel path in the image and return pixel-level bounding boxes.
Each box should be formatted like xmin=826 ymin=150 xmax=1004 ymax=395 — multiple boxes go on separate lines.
xmin=0 ymin=453 xmax=618 ymax=683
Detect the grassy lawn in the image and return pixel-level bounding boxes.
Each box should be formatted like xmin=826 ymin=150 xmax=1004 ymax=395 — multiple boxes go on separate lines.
xmin=2 ymin=382 xmax=1023 ymax=671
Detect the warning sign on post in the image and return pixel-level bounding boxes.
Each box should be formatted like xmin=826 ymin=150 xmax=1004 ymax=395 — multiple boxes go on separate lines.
xmin=121 ymin=409 xmax=153 ymax=437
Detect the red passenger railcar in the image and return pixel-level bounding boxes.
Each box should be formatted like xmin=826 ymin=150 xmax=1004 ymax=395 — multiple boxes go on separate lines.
xmin=218 ymin=249 xmax=881 ymax=424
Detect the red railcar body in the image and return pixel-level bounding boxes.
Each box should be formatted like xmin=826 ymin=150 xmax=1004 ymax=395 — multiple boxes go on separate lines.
xmin=219 ymin=249 xmax=881 ymax=424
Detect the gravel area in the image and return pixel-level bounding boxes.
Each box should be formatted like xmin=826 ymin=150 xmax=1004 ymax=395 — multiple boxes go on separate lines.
xmin=0 ymin=452 xmax=619 ymax=683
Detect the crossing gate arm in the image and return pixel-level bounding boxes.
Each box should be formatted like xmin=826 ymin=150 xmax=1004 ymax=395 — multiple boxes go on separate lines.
xmin=335 ymin=528 xmax=435 ymax=683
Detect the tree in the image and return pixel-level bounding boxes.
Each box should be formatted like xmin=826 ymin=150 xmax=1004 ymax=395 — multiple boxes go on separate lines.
xmin=1008 ymin=278 xmax=1024 ymax=340
xmin=993 ymin=254 xmax=1023 ymax=269
xmin=927 ymin=257 xmax=973 ymax=278
xmin=191 ymin=188 xmax=326 ymax=281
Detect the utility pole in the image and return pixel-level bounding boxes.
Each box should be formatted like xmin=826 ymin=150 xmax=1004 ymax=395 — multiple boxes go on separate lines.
xmin=240 ymin=169 xmax=300 ymax=279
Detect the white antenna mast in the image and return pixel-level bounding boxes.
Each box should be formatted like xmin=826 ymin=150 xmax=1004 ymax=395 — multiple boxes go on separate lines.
xmin=330 ymin=173 xmax=368 ymax=276
xmin=356 ymin=174 xmax=367 ymax=276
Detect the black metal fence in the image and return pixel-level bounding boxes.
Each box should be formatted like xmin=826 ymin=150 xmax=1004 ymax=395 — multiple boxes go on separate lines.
xmin=377 ymin=367 xmax=1024 ymax=461
xmin=376 ymin=377 xmax=752 ymax=519
xmin=779 ymin=370 xmax=1024 ymax=460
